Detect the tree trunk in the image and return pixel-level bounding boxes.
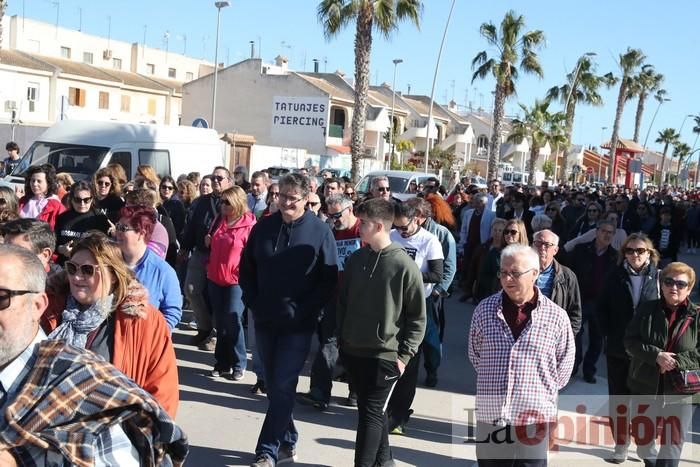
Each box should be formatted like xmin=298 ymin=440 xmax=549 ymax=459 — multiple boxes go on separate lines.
xmin=608 ymin=81 xmax=628 ymax=184
xmin=633 ymin=92 xmax=646 ymax=143
xmin=487 ymin=84 xmax=505 ymax=181
xmin=350 ymin=5 xmax=373 ymax=183
xmin=560 ymin=102 xmax=576 ymax=184
xmin=660 ymin=142 xmax=669 ymax=183
xmin=528 ymin=145 xmax=539 ymax=185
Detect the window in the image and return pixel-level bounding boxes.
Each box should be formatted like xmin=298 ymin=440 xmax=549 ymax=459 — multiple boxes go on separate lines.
xmin=185 ymin=72 xmax=194 ymax=81
xmin=18 ymin=142 xmax=110 ymax=176
xmin=109 ymin=152 xmax=132 ymax=179
xmin=82 ymin=52 xmax=93 ymax=64
xmin=146 ymin=63 xmax=155 ymax=75
xmin=112 ymin=58 xmax=122 ymax=70
xmin=138 ymin=149 xmax=171 ymax=178
xmin=147 ymin=99 xmax=156 ymax=116
xmin=27 ymin=83 xmax=39 ymax=113
xmin=120 ymin=95 xmax=131 ymax=112
xmin=68 ymin=87 xmax=86 ymax=107
xmin=60 ymin=46 xmax=71 ymax=59
xmin=476 ymin=135 xmax=489 ymax=149
xmin=98 ymin=91 xmax=109 ymax=110
xmin=168 ymin=68 xmax=176 ymax=79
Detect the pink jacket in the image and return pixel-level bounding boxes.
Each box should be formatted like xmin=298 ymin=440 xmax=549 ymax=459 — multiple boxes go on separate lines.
xmin=207 ymin=211 xmax=256 ymax=286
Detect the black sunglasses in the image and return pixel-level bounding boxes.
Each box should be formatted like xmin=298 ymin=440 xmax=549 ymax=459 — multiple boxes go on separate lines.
xmin=306 ymin=201 xmax=320 ymax=208
xmin=0 ymin=288 xmax=39 ymax=311
xmin=160 ymin=185 xmax=174 ymax=191
xmin=96 ymin=180 xmax=111 ymax=187
xmin=115 ymin=223 xmax=136 ymax=233
xmin=504 ymin=229 xmax=519 ymax=236
xmin=212 ymin=175 xmax=225 ymax=182
xmin=663 ymin=278 xmax=689 ymax=289
xmin=328 ymin=207 xmax=349 ymax=220
xmin=376 ymin=187 xmax=390 ymax=193
xmin=395 ymin=219 xmax=414 ymax=232
xmin=72 ymin=196 xmax=92 ymax=204
xmin=65 ymin=261 xmax=100 ymax=277
xmin=624 ymin=247 xmax=648 ymax=256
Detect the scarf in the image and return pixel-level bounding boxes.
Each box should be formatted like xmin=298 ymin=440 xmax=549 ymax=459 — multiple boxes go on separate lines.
xmin=48 ymin=295 xmax=114 ymax=349
xmin=623 ymin=259 xmax=650 ymax=277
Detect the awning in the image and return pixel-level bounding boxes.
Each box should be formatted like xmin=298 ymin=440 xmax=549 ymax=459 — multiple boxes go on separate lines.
xmin=327 ymin=145 xmax=351 ymax=154
xmin=600 ymin=138 xmax=645 ymax=153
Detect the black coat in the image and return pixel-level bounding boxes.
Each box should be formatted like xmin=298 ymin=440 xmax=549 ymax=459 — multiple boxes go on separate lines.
xmin=597 ymin=264 xmax=660 ymax=358
xmin=566 ymin=240 xmax=618 ymax=303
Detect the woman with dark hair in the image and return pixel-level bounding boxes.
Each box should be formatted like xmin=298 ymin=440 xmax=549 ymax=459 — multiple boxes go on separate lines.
xmin=569 ymin=201 xmax=602 ymax=239
xmin=544 ymin=201 xmax=568 ymax=243
xmin=199 ymin=175 xmax=214 ymax=196
xmin=597 ymin=234 xmax=661 ymax=463
xmin=159 ymin=175 xmax=186 ymax=236
xmin=54 ymin=181 xmax=111 ymax=265
xmin=651 ymin=206 xmax=681 ymax=268
xmin=0 ymin=185 xmax=19 ymax=215
xmin=93 ymin=167 xmax=125 ymax=223
xmin=260 ymin=183 xmax=280 ymax=218
xmin=636 ymin=201 xmax=656 ymax=235
xmin=18 ymin=164 xmax=65 ymax=229
xmin=115 ymin=205 xmax=182 ymax=331
xmin=43 ymin=231 xmax=179 ymax=417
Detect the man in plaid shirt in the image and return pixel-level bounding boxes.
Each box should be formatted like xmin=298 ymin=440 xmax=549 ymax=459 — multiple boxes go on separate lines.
xmin=468 ymin=244 xmax=575 ymax=466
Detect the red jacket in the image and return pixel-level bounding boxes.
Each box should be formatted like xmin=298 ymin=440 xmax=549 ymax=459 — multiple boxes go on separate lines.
xmin=207 ymin=211 xmax=256 ymax=286
xmin=19 ymin=195 xmax=66 ymax=230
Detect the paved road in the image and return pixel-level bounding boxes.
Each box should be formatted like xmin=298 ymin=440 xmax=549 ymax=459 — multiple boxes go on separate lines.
xmin=174 ymin=253 xmax=700 ymax=467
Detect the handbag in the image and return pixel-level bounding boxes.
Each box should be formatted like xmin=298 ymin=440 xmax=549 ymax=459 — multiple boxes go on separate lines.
xmin=665 ymin=316 xmax=700 ymax=394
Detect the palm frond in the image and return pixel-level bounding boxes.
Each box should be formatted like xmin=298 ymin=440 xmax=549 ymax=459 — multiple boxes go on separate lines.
xmin=395 ymin=0 xmax=423 ymax=29
xmin=479 ymin=22 xmax=499 ymax=47
xmin=471 ymin=58 xmax=495 ymax=83
xmin=317 ymin=0 xmax=355 ymax=39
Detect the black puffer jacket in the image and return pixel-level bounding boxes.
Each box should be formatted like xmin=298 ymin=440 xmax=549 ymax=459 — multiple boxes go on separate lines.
xmin=597 ymin=264 xmax=660 ymax=358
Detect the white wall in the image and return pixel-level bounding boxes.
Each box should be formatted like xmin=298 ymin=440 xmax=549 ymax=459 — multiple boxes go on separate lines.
xmin=0 ymin=67 xmax=52 ymax=125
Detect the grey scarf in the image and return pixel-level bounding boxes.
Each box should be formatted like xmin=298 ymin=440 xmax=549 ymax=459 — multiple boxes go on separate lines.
xmin=48 ymin=295 xmax=114 ymax=349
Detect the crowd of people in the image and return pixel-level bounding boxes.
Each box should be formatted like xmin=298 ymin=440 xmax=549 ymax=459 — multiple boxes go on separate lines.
xmin=0 ymin=147 xmax=697 ymax=467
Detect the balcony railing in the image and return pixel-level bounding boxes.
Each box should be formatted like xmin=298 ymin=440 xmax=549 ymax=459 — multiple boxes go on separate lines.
xmin=329 ymin=124 xmax=344 ymax=138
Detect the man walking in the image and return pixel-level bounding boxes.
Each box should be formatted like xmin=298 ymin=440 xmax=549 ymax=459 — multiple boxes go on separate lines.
xmin=338 ymin=198 xmax=426 ymax=467
xmin=469 ymin=244 xmax=575 ymax=466
xmin=248 ymin=171 xmax=270 ymax=217
xmin=241 ymin=173 xmax=338 ymax=467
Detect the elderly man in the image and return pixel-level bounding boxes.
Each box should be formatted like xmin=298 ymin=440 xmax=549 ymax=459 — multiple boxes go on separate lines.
xmin=532 ymin=229 xmax=582 ymax=335
xmin=241 ymin=173 xmax=338 ymax=467
xmin=248 ymin=171 xmax=270 ymax=217
xmin=369 ymin=176 xmax=400 ymax=204
xmin=0 ymin=244 xmax=188 ymax=465
xmin=458 ymin=193 xmax=494 ymax=301
xmin=0 ymin=218 xmax=57 ymax=275
xmin=468 ymin=244 xmax=575 ymax=466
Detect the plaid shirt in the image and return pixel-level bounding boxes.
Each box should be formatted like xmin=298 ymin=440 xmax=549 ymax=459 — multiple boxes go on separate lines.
xmin=0 ymin=339 xmax=188 ymax=467
xmin=468 ymin=290 xmax=575 ymax=426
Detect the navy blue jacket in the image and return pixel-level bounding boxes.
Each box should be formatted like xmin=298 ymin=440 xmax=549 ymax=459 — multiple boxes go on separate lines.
xmin=240 ymin=210 xmax=339 ymax=332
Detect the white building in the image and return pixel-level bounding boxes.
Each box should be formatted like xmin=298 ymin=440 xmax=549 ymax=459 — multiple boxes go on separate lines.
xmin=0 ymin=15 xmax=214 ymax=150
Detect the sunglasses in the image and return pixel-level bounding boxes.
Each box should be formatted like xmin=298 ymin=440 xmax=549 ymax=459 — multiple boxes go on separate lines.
xmin=328 ymin=207 xmax=349 ymax=220
xmin=533 ymin=240 xmax=556 ymax=249
xmin=0 ymin=288 xmax=39 ymax=311
xmin=624 ymin=247 xmax=648 ymax=256
xmin=72 ymin=196 xmax=92 ymax=204
xmin=306 ymin=201 xmax=320 ymax=208
xmin=504 ymin=229 xmax=519 ymax=236
xmin=269 ymin=192 xmax=280 ymax=197
xmin=160 ymin=185 xmax=174 ymax=191
xmin=395 ymin=219 xmax=414 ymax=232
xmin=212 ymin=175 xmax=225 ymax=182
xmin=376 ymin=187 xmax=390 ymax=193
xmin=65 ymin=261 xmax=100 ymax=277
xmin=663 ymin=278 xmax=689 ymax=289
xmin=115 ymin=223 xmax=136 ymax=233
xmin=587 ymin=209 xmax=599 ymax=213
xmin=96 ymin=180 xmax=111 ymax=187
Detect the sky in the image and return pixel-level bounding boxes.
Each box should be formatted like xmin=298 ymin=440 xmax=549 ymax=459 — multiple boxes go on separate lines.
xmin=9 ymin=0 xmax=700 ymax=154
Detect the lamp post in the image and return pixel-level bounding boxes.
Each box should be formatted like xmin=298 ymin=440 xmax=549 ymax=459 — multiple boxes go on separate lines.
xmin=211 ymin=1 xmax=230 ymax=130
xmin=387 ymin=58 xmax=403 ymax=170
xmin=679 ymin=114 xmax=696 ymax=137
xmin=599 ymin=126 xmax=607 ymax=182
xmin=642 ymin=97 xmax=671 ymax=149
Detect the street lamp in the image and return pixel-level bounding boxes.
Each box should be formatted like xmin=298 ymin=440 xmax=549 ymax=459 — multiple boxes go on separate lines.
xmin=564 ymin=52 xmax=596 ymax=112
xmin=387 ymin=58 xmax=403 ymax=170
xmin=211 ymin=0 xmax=230 ymax=130
xmin=598 ymin=126 xmax=607 ymax=182
xmin=642 ymin=97 xmax=671 ymax=149
xmin=679 ymin=114 xmax=696 ymax=137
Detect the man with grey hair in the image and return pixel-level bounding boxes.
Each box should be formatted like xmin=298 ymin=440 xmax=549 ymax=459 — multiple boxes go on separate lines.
xmin=0 ymin=244 xmax=188 ymax=465
xmin=567 ymin=219 xmax=618 ymax=384
xmin=532 ymin=229 xmax=582 ymax=335
xmin=531 ymin=213 xmax=553 ymax=233
xmin=468 ymin=243 xmax=575 ymax=465
xmin=458 ymin=193 xmax=494 ymax=301
xmin=248 ymin=171 xmax=270 ymax=217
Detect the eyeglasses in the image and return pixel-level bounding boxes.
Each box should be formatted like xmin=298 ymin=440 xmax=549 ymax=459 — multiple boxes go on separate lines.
xmin=503 ymin=229 xmax=519 ymax=236
xmin=624 ymin=247 xmax=648 ymax=256
xmin=328 ymin=206 xmax=349 ymax=220
xmin=497 ymin=269 xmax=535 ymax=280
xmin=279 ymin=193 xmax=304 ymax=204
xmin=115 ymin=223 xmax=136 ymax=233
xmin=212 ymin=175 xmax=225 ymax=182
xmin=533 ymin=240 xmax=556 ymax=250
xmin=72 ymin=196 xmax=92 ymax=204
xmin=662 ymin=278 xmax=689 ymax=289
xmin=376 ymin=187 xmax=390 ymax=193
xmin=306 ymin=201 xmax=320 ymax=208
xmin=395 ymin=219 xmax=414 ymax=232
xmin=269 ymin=192 xmax=280 ymax=197
xmin=65 ymin=261 xmax=100 ymax=278
xmin=160 ymin=185 xmax=174 ymax=191
xmin=96 ymin=180 xmax=111 ymax=187
xmin=0 ymin=288 xmax=40 ymax=311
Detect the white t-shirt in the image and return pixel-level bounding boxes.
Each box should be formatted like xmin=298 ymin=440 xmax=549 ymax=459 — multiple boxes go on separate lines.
xmin=390 ymin=227 xmax=444 ymax=295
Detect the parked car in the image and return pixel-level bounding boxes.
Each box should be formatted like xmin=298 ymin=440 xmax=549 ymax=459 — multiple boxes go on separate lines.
xmin=266 ymin=166 xmax=292 ymax=183
xmin=355 ymin=170 xmax=435 ymax=201
xmin=319 ymin=167 xmax=351 ymax=179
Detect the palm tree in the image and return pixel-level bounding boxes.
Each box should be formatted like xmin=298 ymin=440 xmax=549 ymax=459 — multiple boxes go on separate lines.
xmin=546 ymin=53 xmax=614 ymax=183
xmin=471 ymin=10 xmax=545 ymax=181
xmin=608 ymin=47 xmax=646 ymax=183
xmin=691 ymin=115 xmax=700 ymax=153
xmin=673 ymin=142 xmax=691 ymax=183
xmin=655 ymin=128 xmax=679 ymax=183
xmin=627 ymin=64 xmax=665 ymax=142
xmin=318 ymin=0 xmax=423 ymax=181
xmin=507 ymin=99 xmax=567 ymax=183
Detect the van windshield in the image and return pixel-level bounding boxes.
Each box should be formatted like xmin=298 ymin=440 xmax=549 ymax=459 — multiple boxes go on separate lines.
xmin=357 ymin=175 xmax=410 ymax=194
xmin=12 ymin=141 xmax=110 ymax=178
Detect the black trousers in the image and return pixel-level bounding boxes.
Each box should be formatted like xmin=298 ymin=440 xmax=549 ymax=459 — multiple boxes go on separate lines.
xmin=309 ymin=306 xmax=339 ymax=403
xmin=342 ymin=353 xmax=400 ymax=467
xmin=606 ymin=355 xmax=632 ymax=447
xmin=475 ymin=422 xmax=549 ymax=467
xmin=386 ymin=350 xmax=419 ymax=427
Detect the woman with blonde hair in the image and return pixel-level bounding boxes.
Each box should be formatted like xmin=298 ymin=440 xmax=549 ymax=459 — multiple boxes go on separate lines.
xmin=43 ymin=231 xmax=179 ymax=417
xmin=136 ymin=164 xmax=161 ymax=186
xmin=476 ymin=219 xmax=528 ymax=301
xmin=205 ymin=186 xmax=256 ymax=379
xmin=597 ymin=233 xmax=661 ymax=463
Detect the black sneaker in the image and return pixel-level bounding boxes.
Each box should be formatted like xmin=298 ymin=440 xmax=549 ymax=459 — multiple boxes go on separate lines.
xmin=343 ymin=392 xmax=358 ymax=407
xmin=250 ymin=380 xmax=266 ymax=394
xmin=277 ymin=446 xmax=297 ymax=464
xmin=425 ymin=372 xmax=438 ymax=387
xmin=583 ymin=374 xmax=597 ymax=384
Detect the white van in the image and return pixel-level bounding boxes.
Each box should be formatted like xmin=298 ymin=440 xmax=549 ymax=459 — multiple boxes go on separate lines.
xmin=3 ymin=120 xmax=226 ymax=184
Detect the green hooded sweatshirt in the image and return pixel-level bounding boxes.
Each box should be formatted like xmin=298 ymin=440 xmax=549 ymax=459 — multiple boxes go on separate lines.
xmin=337 ymin=242 xmax=426 ymax=364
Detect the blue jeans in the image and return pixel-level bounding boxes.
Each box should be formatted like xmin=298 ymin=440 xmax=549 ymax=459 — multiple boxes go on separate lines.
xmin=207 ymin=282 xmax=246 ymax=372
xmin=254 ymin=327 xmax=313 ymax=461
